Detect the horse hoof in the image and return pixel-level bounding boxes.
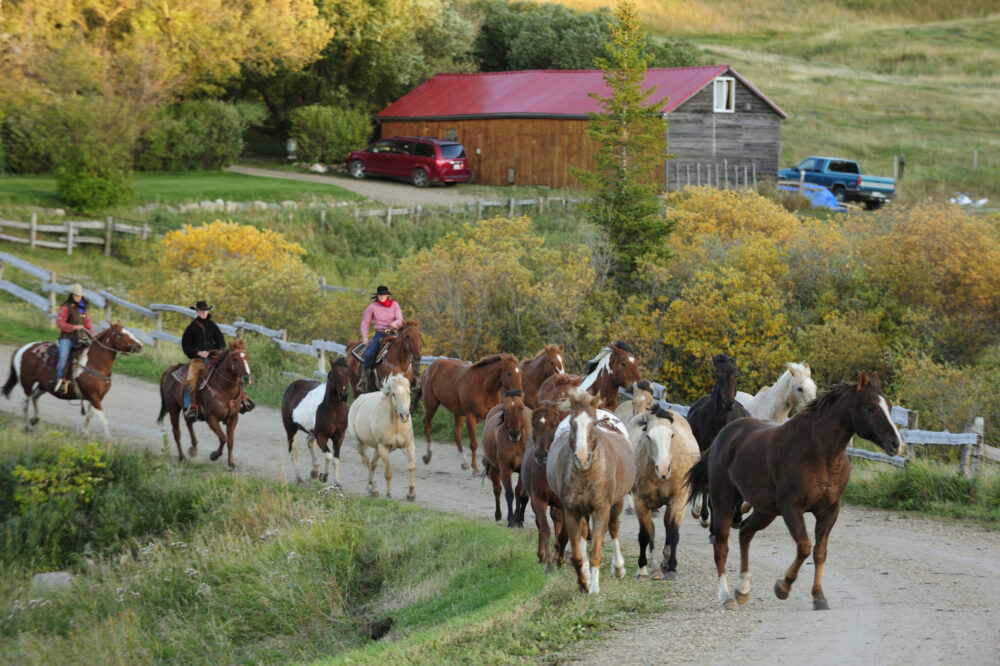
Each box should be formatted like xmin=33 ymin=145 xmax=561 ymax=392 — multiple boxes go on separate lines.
xmin=310 ymin=470 xmax=319 ymax=479
xmin=700 ymin=518 xmax=710 ymax=528
xmin=319 ymin=473 xmax=328 ymax=482
xmin=188 ymin=446 xmax=197 ymax=458
xmin=406 ymin=493 xmax=415 ymax=502
xmin=296 ymin=478 xmax=306 ymax=486
xmin=368 ymin=489 xmax=379 ymax=498
xmin=722 ymin=598 xmax=738 ymax=610
xmin=774 ymin=580 xmax=790 ymax=600
xmin=29 ymin=417 xmax=40 ymax=426
xmin=460 ymin=462 xmax=469 ymax=471
xmin=422 ymin=453 xmax=431 ymax=465
xmin=636 ymin=573 xmax=649 ymax=582
xmin=736 ymin=591 xmax=750 ymax=604
xmin=544 ymin=563 xmax=554 ymax=575
xmin=651 ymin=571 xmax=663 ymax=581
xmin=663 ymin=570 xmax=678 ymax=581
xmin=209 ymin=451 xmax=221 ymax=461
xmin=813 ymin=599 xmax=831 ymax=611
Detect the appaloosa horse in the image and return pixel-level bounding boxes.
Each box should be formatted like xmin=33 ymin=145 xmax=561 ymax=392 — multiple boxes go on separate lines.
xmin=157 ymin=340 xmax=253 ymax=470
xmin=519 ymin=344 xmax=566 ymax=408
xmin=3 ymin=323 xmax=144 ymax=439
xmin=481 ymin=389 xmax=532 ymax=527
xmin=418 ymin=352 xmax=522 ymax=474
xmin=537 ymin=341 xmax=641 ymax=413
xmin=280 ymin=357 xmax=350 ymax=486
xmin=686 ymin=353 xmax=750 ymax=528
xmin=547 ymin=388 xmax=636 ymax=594
xmin=346 ymin=320 xmax=421 ymax=398
xmin=687 ymin=373 xmax=903 ymax=610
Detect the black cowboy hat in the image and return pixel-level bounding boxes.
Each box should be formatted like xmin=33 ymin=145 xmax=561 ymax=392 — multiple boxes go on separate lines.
xmin=191 ymin=300 xmax=213 ymax=311
xmin=374 ymin=285 xmax=392 ymax=296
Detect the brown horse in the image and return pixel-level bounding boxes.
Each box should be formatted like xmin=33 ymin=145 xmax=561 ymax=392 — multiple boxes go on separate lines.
xmin=280 ymin=357 xmax=351 ymax=486
xmin=157 ymin=340 xmax=253 ymax=470
xmin=537 ymin=341 xmax=640 ymax=413
xmin=346 ymin=320 xmax=421 ymax=398
xmin=519 ymin=344 xmax=566 ymax=408
xmin=481 ymin=389 xmax=532 ymax=527
xmin=418 ymin=352 xmax=522 ymax=473
xmin=686 ymin=373 xmax=903 ymax=610
xmin=521 ymin=400 xmax=572 ymax=573
xmin=2 ymin=323 xmax=144 ymax=438
xmin=546 ymin=388 xmax=636 ymax=594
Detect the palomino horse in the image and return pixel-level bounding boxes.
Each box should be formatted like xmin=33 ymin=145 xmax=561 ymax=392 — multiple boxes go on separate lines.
xmin=280 ymin=357 xmax=351 ymax=486
xmin=519 ymin=344 xmax=565 ymax=408
xmin=521 ymin=400 xmax=572 ymax=573
xmin=628 ymin=406 xmax=700 ymax=581
xmin=2 ymin=323 xmax=144 ymax=439
xmin=546 ymin=388 xmax=636 ymax=594
xmin=736 ymin=361 xmax=816 ymax=423
xmin=686 ymin=373 xmax=902 ymax=610
xmin=419 ymin=352 xmax=522 ymax=474
xmin=615 ymin=380 xmax=655 ymax=422
xmin=537 ymin=341 xmax=641 ymax=413
xmin=686 ymin=354 xmax=749 ymax=528
xmin=346 ymin=320 xmax=422 ymax=398
xmin=157 ymin=340 xmax=253 ymax=470
xmin=481 ymin=389 xmax=532 ymax=527
xmin=347 ymin=373 xmax=416 ymax=501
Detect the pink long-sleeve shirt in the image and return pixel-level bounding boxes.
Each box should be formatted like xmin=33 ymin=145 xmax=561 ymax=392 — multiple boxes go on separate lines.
xmin=361 ymin=300 xmax=403 ymax=343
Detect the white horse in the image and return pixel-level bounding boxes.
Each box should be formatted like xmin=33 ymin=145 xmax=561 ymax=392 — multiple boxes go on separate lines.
xmin=347 ymin=373 xmax=416 ymax=501
xmin=736 ymin=362 xmax=816 ymax=423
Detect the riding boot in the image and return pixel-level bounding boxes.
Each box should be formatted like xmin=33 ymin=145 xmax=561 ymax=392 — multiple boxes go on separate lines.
xmin=186 ymin=395 xmax=198 ymax=422
xmin=357 ymin=369 xmax=370 ymax=393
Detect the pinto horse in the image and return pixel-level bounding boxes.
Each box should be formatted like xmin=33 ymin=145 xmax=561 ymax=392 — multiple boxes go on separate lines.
xmin=547 ymin=388 xmax=636 ymax=594
xmin=736 ymin=361 xmax=816 ymax=423
xmin=2 ymin=323 xmax=144 ymax=438
xmin=418 ymin=352 xmax=522 ymax=474
xmin=281 ymin=357 xmax=351 ymax=486
xmin=346 ymin=320 xmax=421 ymax=398
xmin=537 ymin=341 xmax=640 ymax=413
xmin=519 ymin=344 xmax=566 ymax=408
xmin=157 ymin=340 xmax=253 ymax=470
xmin=481 ymin=389 xmax=532 ymax=527
xmin=685 ymin=354 xmax=749 ymax=528
xmin=521 ymin=400 xmax=572 ymax=573
xmin=686 ymin=373 xmax=903 ymax=610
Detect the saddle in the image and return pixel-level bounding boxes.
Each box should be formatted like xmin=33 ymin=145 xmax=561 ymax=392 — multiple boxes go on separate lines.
xmin=350 ymin=337 xmax=393 ymax=365
xmin=38 ymin=341 xmax=89 ymax=376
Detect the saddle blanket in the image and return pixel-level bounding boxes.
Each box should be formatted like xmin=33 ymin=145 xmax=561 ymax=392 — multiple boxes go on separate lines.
xmin=350 ymin=341 xmax=390 ymax=365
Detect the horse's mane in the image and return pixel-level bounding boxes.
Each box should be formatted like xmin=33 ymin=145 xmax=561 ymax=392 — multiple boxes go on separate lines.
xmin=400 ymin=319 xmax=419 ymax=330
xmin=636 ymin=380 xmax=652 ymax=392
xmin=471 ymin=353 xmax=509 ymax=369
xmin=550 ymin=374 xmax=583 ymax=390
xmin=794 ymin=381 xmax=854 ymax=418
xmin=650 ymin=404 xmax=674 ymax=422
xmin=584 ymin=347 xmax=612 ymax=375
xmin=332 ymin=357 xmax=348 ymax=368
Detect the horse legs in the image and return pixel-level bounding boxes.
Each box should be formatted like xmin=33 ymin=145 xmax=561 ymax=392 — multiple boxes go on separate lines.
xmin=453 ymin=414 xmax=469 ymax=471
xmin=206 ymin=416 xmax=228 ymax=464
xmin=774 ymin=504 xmax=811 ymax=604
xmin=167 ymin=408 xmax=186 ymax=462
xmin=608 ymin=500 xmax=627 ymax=582
xmin=531 ymin=495 xmax=551 ymax=569
xmin=810 ymin=503 xmax=841 ymax=610
xmin=184 ymin=414 xmax=199 ymax=457
xmin=663 ymin=497 xmax=687 ymax=580
xmin=314 ymin=434 xmax=337 ymax=485
xmin=84 ymin=397 xmax=111 ymax=441
xmin=586 ymin=506 xmax=613 ymax=594
xmin=288 ymin=431 xmax=305 ymax=484
xmin=634 ymin=497 xmax=656 ymax=581
xmin=565 ymin=510 xmax=591 ymax=593
xmin=700 ymin=489 xmax=710 ymax=528
xmin=465 ymin=416 xmax=479 ymax=474
xmin=405 ymin=441 xmax=416 ymax=502
xmin=734 ymin=508 xmax=776 ymax=604
xmin=501 ymin=466 xmax=519 ymax=527
xmin=27 ymin=388 xmax=44 ymax=428
xmin=552 ymin=506 xmax=568 ymax=570
xmin=421 ymin=394 xmax=439 ymax=465
xmin=356 ymin=441 xmax=379 ymax=497
xmin=712 ymin=496 xmax=737 ymax=609
xmin=489 ymin=463 xmax=503 ymax=522
xmin=513 ymin=476 xmax=529 ymax=527
xmin=305 ymin=435 xmax=320 ymax=480
xmin=224 ymin=416 xmax=238 ymax=470
xmin=379 ymin=444 xmax=393 ymax=499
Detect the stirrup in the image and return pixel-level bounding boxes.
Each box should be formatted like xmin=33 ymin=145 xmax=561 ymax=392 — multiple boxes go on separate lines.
xmin=56 ymin=379 xmax=69 ymax=394
xmin=185 ymin=406 xmax=198 ymax=422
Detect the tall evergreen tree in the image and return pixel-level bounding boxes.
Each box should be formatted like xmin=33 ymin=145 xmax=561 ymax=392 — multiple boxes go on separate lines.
xmin=574 ymin=0 xmax=675 ymax=285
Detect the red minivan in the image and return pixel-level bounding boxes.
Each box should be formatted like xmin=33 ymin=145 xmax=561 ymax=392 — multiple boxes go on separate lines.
xmin=346 ymin=136 xmax=473 ymax=188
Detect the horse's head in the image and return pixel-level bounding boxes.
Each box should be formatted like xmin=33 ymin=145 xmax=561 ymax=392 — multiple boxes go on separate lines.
xmin=544 ymin=344 xmax=566 ymax=376
xmin=498 ymin=389 xmax=526 ymax=442
xmin=609 ymin=341 xmax=641 ymax=391
xmin=632 ymin=381 xmax=655 ymax=415
xmin=852 ymin=372 xmax=903 ymax=457
xmin=382 ymin=373 xmax=411 ymax=423
xmin=328 ymin=357 xmax=351 ymax=402
xmin=219 ymin=340 xmax=253 ymax=385
xmin=786 ymin=361 xmax=817 ymax=411
xmin=562 ymin=387 xmax=602 ymax=471
xmin=638 ymin=406 xmax=676 ymax=480
xmin=102 ymin=322 xmax=144 ymax=354
xmin=400 ymin=321 xmax=422 ymax=365
xmin=530 ymin=401 xmax=562 ymax=456
xmin=712 ymin=353 xmax=739 ymax=410
xmin=499 ymin=353 xmax=523 ymax=391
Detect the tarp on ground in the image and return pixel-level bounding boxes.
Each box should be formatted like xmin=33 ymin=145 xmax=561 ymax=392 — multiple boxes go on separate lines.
xmin=778 ymin=183 xmax=847 ymax=211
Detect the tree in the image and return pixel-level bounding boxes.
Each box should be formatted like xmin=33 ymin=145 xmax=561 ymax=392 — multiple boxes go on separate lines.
xmin=574 ymin=0 xmax=675 ymax=285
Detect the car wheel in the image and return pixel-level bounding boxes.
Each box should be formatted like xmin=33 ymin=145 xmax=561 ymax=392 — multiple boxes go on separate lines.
xmin=349 ymin=160 xmax=366 ymax=180
xmin=444 ymin=181 xmax=457 ymax=187
xmin=831 ymin=185 xmax=847 ymax=203
xmin=411 ymin=168 xmax=430 ymax=188
xmin=865 ymin=200 xmax=883 ymax=210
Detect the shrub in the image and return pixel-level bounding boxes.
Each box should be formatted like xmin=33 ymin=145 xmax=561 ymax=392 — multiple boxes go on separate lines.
xmin=135 ymin=101 xmax=245 ymax=171
xmin=55 ymin=156 xmax=133 ymax=212
xmin=0 ymin=111 xmax=55 ymax=174
xmin=289 ymin=105 xmax=372 ymax=164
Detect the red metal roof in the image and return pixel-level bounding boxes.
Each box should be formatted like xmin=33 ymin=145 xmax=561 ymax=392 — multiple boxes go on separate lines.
xmin=377 ymin=65 xmax=787 ymax=120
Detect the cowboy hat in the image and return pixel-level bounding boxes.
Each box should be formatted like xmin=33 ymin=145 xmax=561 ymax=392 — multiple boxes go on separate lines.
xmin=69 ymin=283 xmax=84 ymax=297
xmin=191 ymin=300 xmax=213 ymax=311
xmin=374 ymin=285 xmax=392 ymax=296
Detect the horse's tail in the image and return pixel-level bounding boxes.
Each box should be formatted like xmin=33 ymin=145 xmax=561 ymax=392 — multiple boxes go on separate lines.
xmin=684 ymin=453 xmax=709 ymax=507
xmin=2 ymin=354 xmax=18 ymax=399
xmin=480 ymin=458 xmax=491 ymax=483
xmin=156 ymin=394 xmax=167 ymax=425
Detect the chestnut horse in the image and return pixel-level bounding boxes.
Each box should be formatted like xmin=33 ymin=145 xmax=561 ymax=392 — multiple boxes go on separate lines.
xmin=418 ymin=352 xmax=522 ymax=474
xmin=686 ymin=373 xmax=903 ymax=610
xmin=346 ymin=320 xmax=422 ymax=398
xmin=519 ymin=344 xmax=566 ymax=408
xmin=547 ymin=388 xmax=636 ymax=594
xmin=280 ymin=357 xmax=351 ymax=486
xmin=521 ymin=400 xmax=573 ymax=573
xmin=157 ymin=340 xmax=253 ymax=470
xmin=686 ymin=353 xmax=749 ymax=529
xmin=537 ymin=341 xmax=640 ymax=413
xmin=2 ymin=323 xmax=144 ymax=439
xmin=481 ymin=389 xmax=532 ymax=527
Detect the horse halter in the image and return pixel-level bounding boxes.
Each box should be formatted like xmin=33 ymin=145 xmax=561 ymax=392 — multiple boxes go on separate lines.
xmin=85 ymin=326 xmax=142 ymax=355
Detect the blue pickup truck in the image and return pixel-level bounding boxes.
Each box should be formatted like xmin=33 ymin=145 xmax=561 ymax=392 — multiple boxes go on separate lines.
xmin=777 ymin=157 xmax=895 ymax=210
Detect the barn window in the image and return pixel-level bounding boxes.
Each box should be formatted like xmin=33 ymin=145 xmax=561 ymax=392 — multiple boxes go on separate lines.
xmin=713 ymin=77 xmax=735 ymax=113
xmin=444 ymin=129 xmax=458 ymax=140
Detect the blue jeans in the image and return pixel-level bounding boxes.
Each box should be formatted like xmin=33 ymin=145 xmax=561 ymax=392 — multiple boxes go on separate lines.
xmin=56 ymin=338 xmax=74 ymax=381
xmin=363 ymin=331 xmax=386 ymax=370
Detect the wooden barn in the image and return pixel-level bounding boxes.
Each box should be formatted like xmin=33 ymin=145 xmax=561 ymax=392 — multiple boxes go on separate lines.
xmin=376 ymin=65 xmax=787 ymax=190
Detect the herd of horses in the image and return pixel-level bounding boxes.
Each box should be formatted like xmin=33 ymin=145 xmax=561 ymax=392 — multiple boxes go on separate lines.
xmin=1 ymin=319 xmax=905 ymax=610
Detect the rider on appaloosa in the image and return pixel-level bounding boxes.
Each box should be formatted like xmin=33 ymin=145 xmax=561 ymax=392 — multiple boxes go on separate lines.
xmin=357 ymin=285 xmax=404 ymax=392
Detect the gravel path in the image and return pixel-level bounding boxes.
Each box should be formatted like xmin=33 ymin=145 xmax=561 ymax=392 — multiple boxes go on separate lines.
xmin=2 ymin=343 xmax=998 ymax=664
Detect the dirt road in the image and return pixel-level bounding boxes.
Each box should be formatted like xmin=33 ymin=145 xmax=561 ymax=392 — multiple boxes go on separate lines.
xmin=1 ymin=343 xmax=997 ymax=665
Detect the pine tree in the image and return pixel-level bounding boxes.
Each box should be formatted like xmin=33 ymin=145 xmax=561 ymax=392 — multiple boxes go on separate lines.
xmin=574 ymin=0 xmax=675 ymax=285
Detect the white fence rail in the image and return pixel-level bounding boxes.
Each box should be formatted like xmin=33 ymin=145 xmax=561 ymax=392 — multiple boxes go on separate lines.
xmin=0 ymin=214 xmax=151 ymax=256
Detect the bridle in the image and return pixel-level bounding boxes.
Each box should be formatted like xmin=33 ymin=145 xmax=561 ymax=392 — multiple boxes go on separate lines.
xmin=82 ymin=326 xmax=141 ymax=355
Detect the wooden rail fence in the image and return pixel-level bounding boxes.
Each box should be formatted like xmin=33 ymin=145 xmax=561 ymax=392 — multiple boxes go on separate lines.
xmin=0 ymin=213 xmax=152 ymax=256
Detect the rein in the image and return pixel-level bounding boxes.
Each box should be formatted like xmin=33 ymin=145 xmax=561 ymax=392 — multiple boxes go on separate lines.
xmin=82 ymin=328 xmax=138 ymax=356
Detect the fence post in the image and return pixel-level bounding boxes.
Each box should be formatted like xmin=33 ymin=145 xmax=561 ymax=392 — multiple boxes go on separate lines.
xmin=153 ymin=311 xmax=163 ymax=348
xmin=906 ymin=410 xmax=919 ymax=462
xmin=29 ymin=212 xmax=37 ymax=249
xmin=959 ymin=417 xmax=984 ymax=478
xmin=105 ymin=217 xmax=113 ymax=256
xmin=105 ymin=300 xmax=113 ymax=323
xmin=317 ymin=348 xmax=326 ymax=375
xmin=48 ymin=280 xmax=57 ymax=330
xmin=724 ymin=159 xmax=729 ymax=188
xmin=386 ymin=208 xmax=392 ymax=228
xmin=66 ymin=222 xmax=75 ymax=255
xmin=508 ymin=197 xmax=515 ymax=216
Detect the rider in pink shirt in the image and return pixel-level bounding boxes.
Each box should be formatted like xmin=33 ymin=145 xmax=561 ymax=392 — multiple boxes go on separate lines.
xmin=358 ymin=285 xmax=404 ymax=391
